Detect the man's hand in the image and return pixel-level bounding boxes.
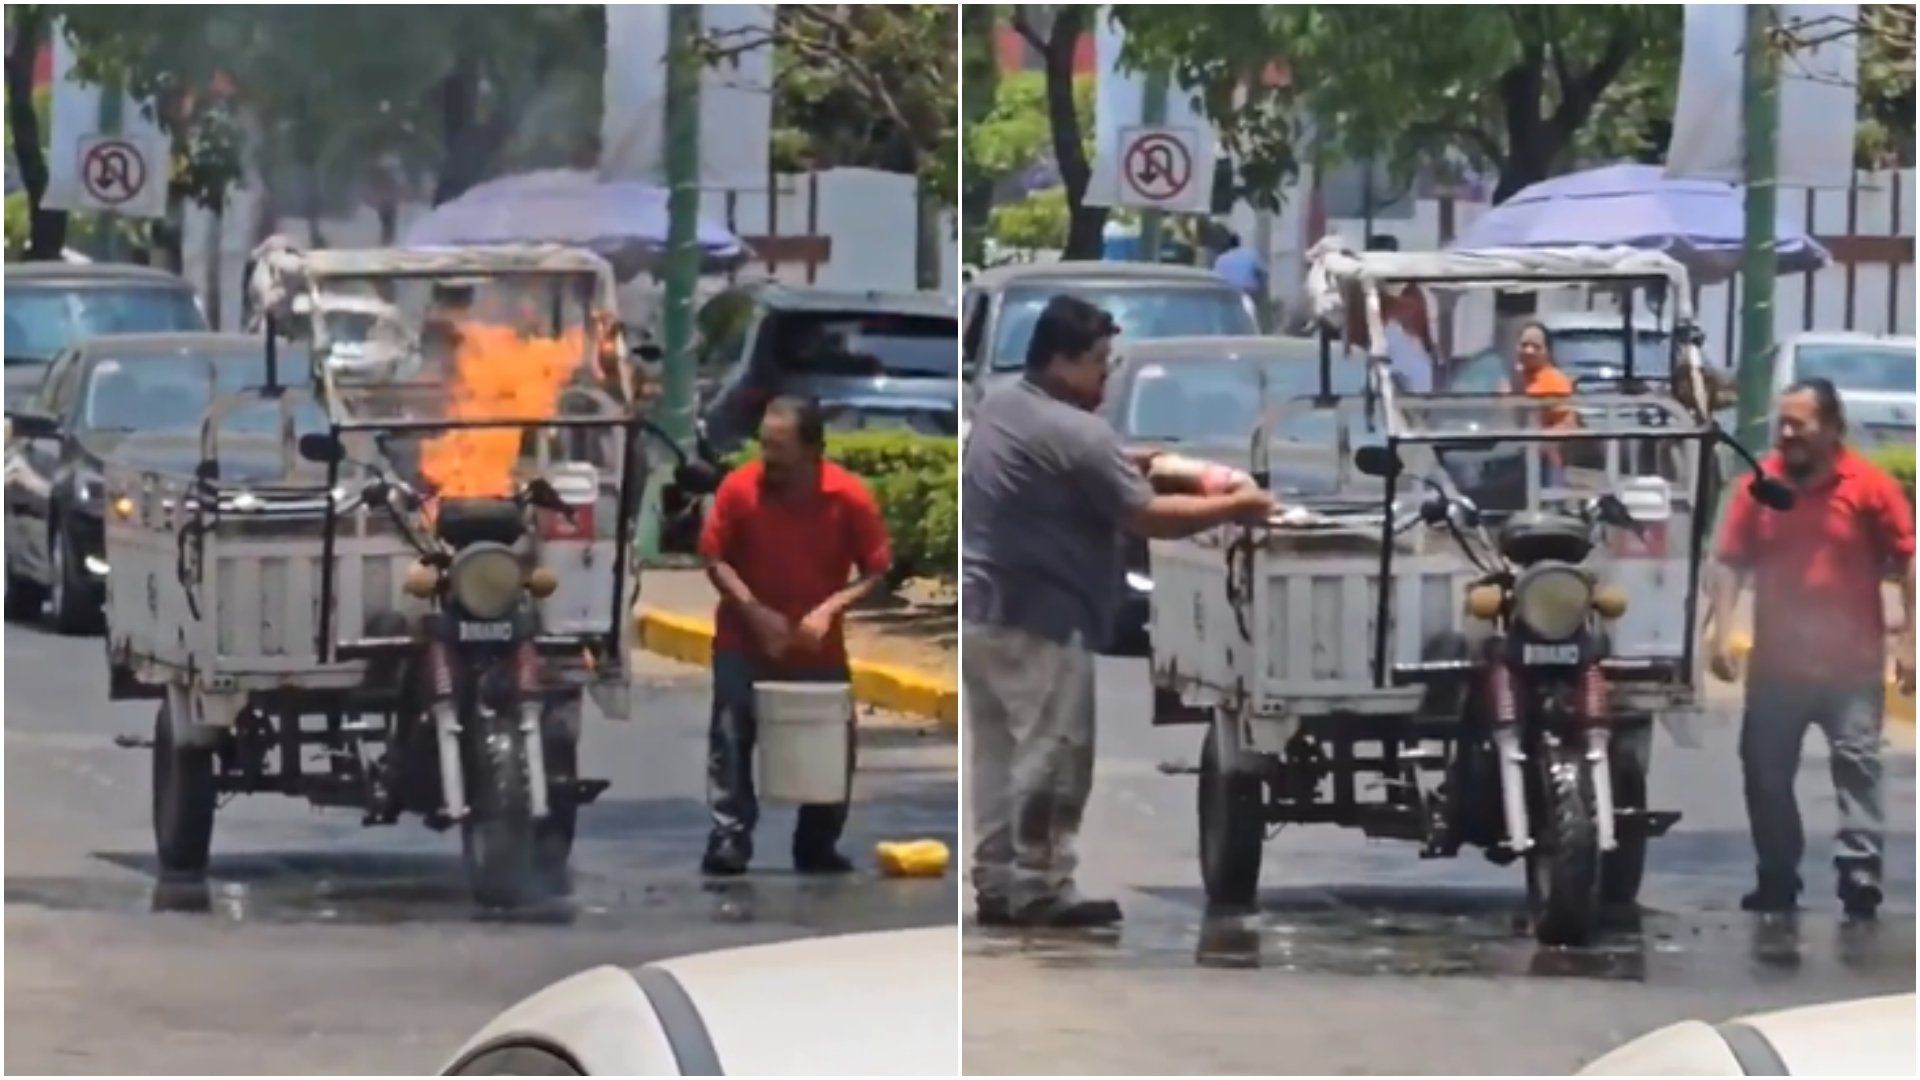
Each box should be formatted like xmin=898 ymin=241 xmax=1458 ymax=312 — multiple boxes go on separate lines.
xmin=1896 ymin=632 xmax=1916 ymax=696
xmin=793 ymin=603 xmax=840 ymax=654
xmin=1707 ymin=632 xmax=1741 ymax=684
xmin=744 ymin=603 xmax=793 ymax=659
xmin=1225 ymin=487 xmax=1276 ymax=525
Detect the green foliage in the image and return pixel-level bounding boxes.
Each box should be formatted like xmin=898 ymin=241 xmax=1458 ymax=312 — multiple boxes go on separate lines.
xmin=988 ymin=186 xmax=1070 ymax=250
xmin=1113 ymin=4 xmax=1681 ymax=205
xmin=1869 ymin=443 xmax=1916 ymax=511
xmin=54 ymin=6 xmax=602 ymax=212
xmin=715 ymin=5 xmax=956 ymax=204
xmin=729 ymin=431 xmax=958 ymax=583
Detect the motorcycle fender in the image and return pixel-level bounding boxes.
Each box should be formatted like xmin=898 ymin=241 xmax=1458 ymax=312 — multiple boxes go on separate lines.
xmin=1238 ymin=712 xmax=1298 ymax=760
xmin=171 ymin=684 xmax=239 ymax=748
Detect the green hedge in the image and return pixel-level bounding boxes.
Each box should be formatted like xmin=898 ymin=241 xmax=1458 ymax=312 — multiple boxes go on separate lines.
xmin=1869 ymin=443 xmax=1915 ymax=511
xmin=730 ymin=431 xmax=958 ymax=582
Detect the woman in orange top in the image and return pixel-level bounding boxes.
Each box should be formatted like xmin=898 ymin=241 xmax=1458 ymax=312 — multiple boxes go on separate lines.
xmin=1513 ymin=321 xmax=1577 ymax=482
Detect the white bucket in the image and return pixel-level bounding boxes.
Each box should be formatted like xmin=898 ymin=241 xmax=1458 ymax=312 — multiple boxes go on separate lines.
xmin=755 ymin=681 xmax=853 ymax=804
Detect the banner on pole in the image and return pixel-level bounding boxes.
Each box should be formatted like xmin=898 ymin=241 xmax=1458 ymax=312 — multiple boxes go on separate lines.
xmin=601 ymin=4 xmax=773 ymax=190
xmin=1667 ymin=4 xmax=1860 ymax=189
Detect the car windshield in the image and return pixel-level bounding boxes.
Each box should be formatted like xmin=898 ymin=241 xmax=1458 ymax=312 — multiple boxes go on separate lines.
xmin=79 ymin=347 xmax=294 ymax=433
xmin=3 ymin=284 xmax=205 ymax=365
xmin=774 ymin=312 xmax=955 ymax=377
xmin=1793 ymin=343 xmax=1915 ymax=394
xmin=991 ymin=283 xmax=1256 ymax=370
xmin=1550 ymin=330 xmax=1671 ymax=377
xmin=1122 ymin=354 xmax=1367 ymax=445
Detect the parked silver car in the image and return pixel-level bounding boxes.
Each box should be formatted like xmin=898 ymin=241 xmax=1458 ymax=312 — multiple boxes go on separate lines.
xmin=962 ymin=261 xmax=1260 ymax=405
xmin=1769 ymin=331 xmax=1915 ymax=449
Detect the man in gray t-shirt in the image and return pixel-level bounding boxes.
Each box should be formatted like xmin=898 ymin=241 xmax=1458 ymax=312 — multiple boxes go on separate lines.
xmin=963 ymin=294 xmax=1273 ymax=928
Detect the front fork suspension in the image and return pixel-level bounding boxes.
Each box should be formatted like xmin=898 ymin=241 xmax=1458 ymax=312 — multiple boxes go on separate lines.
xmin=516 ymin=642 xmax=550 ymax=821
xmin=1488 ymin=662 xmax=1533 ymax=854
xmin=427 ymin=641 xmax=467 ymax=821
xmin=1489 ymin=660 xmax=1620 ymax=854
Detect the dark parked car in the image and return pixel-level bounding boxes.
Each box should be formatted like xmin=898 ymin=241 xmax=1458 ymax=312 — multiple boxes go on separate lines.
xmin=3 ymin=333 xmax=301 ymax=632
xmin=962 ymin=261 xmax=1261 ymax=406
xmin=695 ymin=283 xmax=957 ymax=456
xmin=4 ymin=262 xmax=207 ymax=410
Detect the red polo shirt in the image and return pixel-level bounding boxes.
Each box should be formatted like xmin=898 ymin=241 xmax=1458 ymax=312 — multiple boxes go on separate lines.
xmin=1717 ymin=448 xmax=1915 ymax=684
xmin=699 ymin=460 xmax=891 ymax=672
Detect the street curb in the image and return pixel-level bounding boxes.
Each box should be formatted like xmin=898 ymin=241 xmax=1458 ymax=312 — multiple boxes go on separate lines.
xmin=635 ymin=609 xmax=958 ymax=731
xmin=1728 ymin=632 xmax=1914 ymax=726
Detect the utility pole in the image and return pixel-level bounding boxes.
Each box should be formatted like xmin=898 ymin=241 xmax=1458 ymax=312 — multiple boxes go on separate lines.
xmin=97 ymin=74 xmax=123 ymax=262
xmin=637 ymin=4 xmax=703 ymax=561
xmin=1734 ymin=3 xmax=1781 ymax=453
xmin=1137 ymin=69 xmax=1169 ymax=262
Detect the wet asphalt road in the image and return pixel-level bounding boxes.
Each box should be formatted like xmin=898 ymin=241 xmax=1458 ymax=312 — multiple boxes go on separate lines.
xmin=963 ymin=657 xmax=1917 ymax=1075
xmin=3 ymin=622 xmax=957 ymax=1074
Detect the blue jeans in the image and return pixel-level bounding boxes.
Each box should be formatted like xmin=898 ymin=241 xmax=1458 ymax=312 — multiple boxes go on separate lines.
xmin=1741 ymin=678 xmax=1887 ymax=880
xmin=706 ymin=650 xmax=853 ymax=858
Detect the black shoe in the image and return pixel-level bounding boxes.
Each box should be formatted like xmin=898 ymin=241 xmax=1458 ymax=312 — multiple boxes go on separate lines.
xmin=1012 ymin=896 xmax=1124 ymax=928
xmin=702 ymin=839 xmax=750 ymax=877
xmin=1741 ymin=873 xmax=1801 ymax=913
xmin=976 ymin=896 xmax=1014 ymax=927
xmin=1838 ymin=864 xmax=1883 ymax=920
xmin=794 ymin=848 xmax=855 ymax=875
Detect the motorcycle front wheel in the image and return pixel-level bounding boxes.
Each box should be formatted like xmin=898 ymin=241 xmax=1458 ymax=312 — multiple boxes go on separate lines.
xmin=1526 ymin=742 xmax=1601 ymax=947
xmin=461 ymin=706 xmax=540 ymax=909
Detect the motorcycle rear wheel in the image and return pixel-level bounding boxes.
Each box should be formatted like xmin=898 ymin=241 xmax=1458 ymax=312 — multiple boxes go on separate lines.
xmin=1527 ymin=743 xmax=1601 ymax=947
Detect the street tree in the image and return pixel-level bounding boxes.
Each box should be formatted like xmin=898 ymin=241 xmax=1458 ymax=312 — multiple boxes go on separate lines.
xmin=1114 ymin=4 xmax=1680 ymax=206
xmin=968 ymin=70 xmax=1095 ymax=253
xmin=1006 ymin=5 xmax=1104 ymax=257
xmin=701 ymin=4 xmax=956 ymax=286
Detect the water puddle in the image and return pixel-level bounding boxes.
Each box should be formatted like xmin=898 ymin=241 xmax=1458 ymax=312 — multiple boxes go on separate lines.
xmin=967 ymin=884 xmax=1916 ymax=984
xmin=6 ymin=851 xmax=953 ymax=933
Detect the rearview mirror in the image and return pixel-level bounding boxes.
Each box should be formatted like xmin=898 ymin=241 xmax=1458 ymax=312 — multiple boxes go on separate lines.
xmin=297 ymin=432 xmax=345 ymax=465
xmin=1750 ymin=475 xmax=1796 ymax=512
xmin=1352 ymin=444 xmax=1400 ymax=478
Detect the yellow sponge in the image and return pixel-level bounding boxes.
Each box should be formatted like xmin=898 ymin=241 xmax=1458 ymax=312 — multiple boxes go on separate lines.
xmin=875 ymin=839 xmax=950 ymax=878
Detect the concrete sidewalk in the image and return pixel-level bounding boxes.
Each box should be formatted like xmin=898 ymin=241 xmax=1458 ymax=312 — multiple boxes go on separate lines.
xmin=634 ymin=569 xmax=958 ymax=730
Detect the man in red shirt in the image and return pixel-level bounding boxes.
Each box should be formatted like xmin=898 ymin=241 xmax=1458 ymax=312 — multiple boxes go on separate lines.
xmin=1708 ymin=378 xmax=1916 ymax=917
xmin=697 ymin=397 xmax=892 ymax=876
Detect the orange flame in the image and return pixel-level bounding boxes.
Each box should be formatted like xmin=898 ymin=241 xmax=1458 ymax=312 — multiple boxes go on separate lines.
xmin=422 ymin=322 xmax=586 ymax=499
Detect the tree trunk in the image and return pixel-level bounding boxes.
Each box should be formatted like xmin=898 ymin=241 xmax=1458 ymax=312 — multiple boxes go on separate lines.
xmin=1042 ymin=8 xmax=1107 ymax=259
xmin=6 ymin=10 xmax=67 ymax=260
xmin=433 ymin=55 xmax=511 ymax=206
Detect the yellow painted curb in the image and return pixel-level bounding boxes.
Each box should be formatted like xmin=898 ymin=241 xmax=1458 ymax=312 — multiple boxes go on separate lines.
xmin=635 ymin=608 xmax=958 ymax=730
xmin=1729 ymin=632 xmax=1913 ymax=726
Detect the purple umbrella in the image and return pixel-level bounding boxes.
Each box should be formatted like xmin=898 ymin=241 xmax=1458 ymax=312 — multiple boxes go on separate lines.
xmin=1450 ymin=163 xmax=1828 ymax=283
xmin=403 ymin=169 xmax=749 ymax=279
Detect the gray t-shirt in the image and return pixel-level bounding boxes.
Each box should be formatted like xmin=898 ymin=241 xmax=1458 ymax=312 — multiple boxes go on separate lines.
xmin=962 ymin=377 xmax=1154 ymax=645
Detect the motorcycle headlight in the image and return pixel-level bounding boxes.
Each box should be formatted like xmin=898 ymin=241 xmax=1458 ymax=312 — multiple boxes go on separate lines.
xmin=448 ymin=545 xmax=524 ymax=620
xmin=1512 ymin=564 xmax=1593 ymax=641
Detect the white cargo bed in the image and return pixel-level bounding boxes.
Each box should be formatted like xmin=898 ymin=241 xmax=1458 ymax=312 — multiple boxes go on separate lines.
xmin=105 ymin=467 xmax=623 ymax=695
xmin=1150 ymin=520 xmax=1479 ymax=718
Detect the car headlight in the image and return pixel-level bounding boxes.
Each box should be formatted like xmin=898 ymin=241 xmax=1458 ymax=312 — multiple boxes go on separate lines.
xmin=1125 ymin=571 xmax=1153 ymax=593
xmin=448 ymin=545 xmax=524 ymax=620
xmin=1512 ymin=564 xmax=1593 ymax=641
